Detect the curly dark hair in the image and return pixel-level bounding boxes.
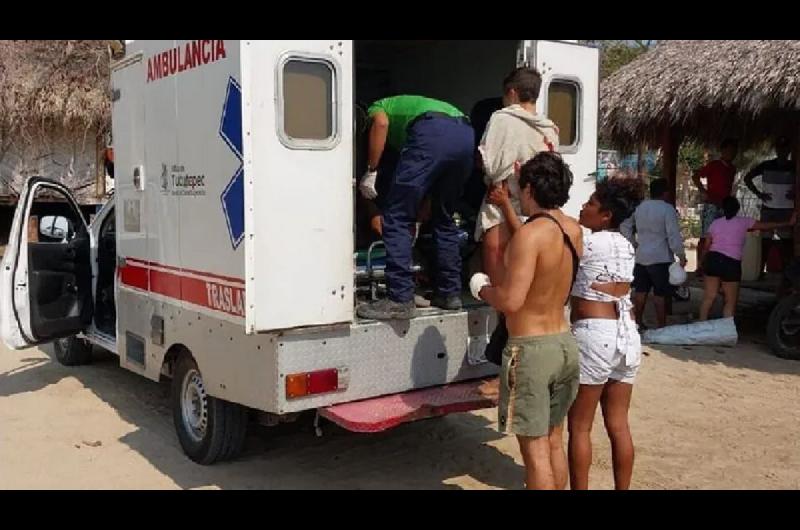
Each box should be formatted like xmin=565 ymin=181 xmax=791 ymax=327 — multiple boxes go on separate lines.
xmin=595 ymin=178 xmax=645 ymax=229
xmin=518 ymin=152 xmax=573 ymax=209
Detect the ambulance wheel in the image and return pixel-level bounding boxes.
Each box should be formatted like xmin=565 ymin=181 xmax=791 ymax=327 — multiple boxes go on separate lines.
xmin=171 ymin=353 xmax=248 ymax=465
xmin=767 ymin=294 xmax=800 ymax=360
xmin=53 ymin=335 xmax=93 ymax=366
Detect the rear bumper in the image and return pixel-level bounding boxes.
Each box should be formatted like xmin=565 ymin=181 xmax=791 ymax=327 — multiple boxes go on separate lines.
xmin=319 ymin=377 xmax=498 ymax=433
xmin=275 ymin=305 xmax=500 ymax=414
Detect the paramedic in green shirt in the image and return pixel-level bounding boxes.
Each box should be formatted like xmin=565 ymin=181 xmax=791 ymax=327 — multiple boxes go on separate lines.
xmin=357 ymin=95 xmax=475 ymax=320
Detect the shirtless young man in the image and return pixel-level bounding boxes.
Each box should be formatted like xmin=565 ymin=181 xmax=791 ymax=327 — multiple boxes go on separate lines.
xmin=470 ymin=152 xmax=582 ymax=490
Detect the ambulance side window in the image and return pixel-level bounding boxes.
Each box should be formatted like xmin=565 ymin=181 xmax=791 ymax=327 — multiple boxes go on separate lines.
xmin=547 ymin=79 xmax=581 ymax=151
xmin=279 ymin=57 xmax=337 ymax=149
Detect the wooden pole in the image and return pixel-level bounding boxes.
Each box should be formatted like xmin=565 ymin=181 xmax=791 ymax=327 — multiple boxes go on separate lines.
xmin=95 ymin=132 xmax=106 ymax=200
xmin=27 ymin=215 xmax=39 ymax=243
xmin=661 ymin=122 xmax=682 ymax=205
xmin=637 ymin=143 xmax=645 ymax=179
xmin=660 ymin=122 xmax=683 ymax=319
xmin=794 ymin=127 xmax=800 ymax=258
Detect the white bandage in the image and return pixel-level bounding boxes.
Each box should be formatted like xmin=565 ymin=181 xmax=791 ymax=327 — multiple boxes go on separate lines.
xmin=470 ymin=273 xmax=492 ymax=301
xmin=359 ymin=169 xmax=378 ymax=200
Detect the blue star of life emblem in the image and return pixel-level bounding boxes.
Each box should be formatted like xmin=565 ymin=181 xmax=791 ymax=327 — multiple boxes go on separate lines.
xmin=219 ymin=77 xmax=245 ymax=249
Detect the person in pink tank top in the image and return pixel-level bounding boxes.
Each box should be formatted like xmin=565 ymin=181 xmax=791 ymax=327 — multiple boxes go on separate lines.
xmin=700 ymin=196 xmax=796 ymax=321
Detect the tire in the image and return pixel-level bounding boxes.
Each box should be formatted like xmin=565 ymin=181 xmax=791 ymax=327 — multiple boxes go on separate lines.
xmin=53 ymin=335 xmax=93 ymax=366
xmin=767 ymin=294 xmax=800 ymax=360
xmin=171 ymin=353 xmax=248 ymax=465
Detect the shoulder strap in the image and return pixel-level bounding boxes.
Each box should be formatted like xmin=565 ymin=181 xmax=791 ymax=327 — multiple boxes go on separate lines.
xmin=525 ymin=213 xmax=580 ymax=305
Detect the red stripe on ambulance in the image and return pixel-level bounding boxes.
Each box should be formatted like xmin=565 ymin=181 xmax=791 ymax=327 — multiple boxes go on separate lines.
xmin=120 ymin=263 xmax=148 ymax=291
xmin=126 ymin=258 xmax=245 ymax=285
xmin=119 ymin=260 xmax=245 ymax=318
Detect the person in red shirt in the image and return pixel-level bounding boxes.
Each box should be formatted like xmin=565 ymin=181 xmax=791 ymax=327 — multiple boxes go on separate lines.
xmin=692 ymin=139 xmax=738 ymax=274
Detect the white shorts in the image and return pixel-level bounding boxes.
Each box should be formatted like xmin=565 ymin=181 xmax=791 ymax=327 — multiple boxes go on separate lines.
xmin=572 ymin=318 xmax=641 ymax=385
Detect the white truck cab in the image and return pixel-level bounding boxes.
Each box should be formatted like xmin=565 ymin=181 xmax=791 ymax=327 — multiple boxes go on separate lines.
xmin=0 ymin=40 xmax=598 ymax=464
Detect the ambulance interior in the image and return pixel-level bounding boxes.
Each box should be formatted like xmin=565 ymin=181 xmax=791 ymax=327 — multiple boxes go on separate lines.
xmin=353 ymin=40 xmax=520 ymax=305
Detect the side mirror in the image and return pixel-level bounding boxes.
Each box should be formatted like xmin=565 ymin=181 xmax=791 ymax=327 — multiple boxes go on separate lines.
xmin=39 ymin=215 xmax=73 ymax=241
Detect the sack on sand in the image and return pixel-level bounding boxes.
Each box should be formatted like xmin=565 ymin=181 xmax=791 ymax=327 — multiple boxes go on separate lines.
xmin=642 ymin=317 xmax=738 ymax=346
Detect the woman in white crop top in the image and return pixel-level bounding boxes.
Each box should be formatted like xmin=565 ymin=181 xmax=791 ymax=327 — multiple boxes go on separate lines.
xmin=568 ymin=178 xmax=644 ymax=490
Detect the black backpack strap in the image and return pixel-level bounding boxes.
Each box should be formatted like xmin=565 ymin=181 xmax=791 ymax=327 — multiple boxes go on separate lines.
xmin=525 ymin=213 xmax=579 ymax=304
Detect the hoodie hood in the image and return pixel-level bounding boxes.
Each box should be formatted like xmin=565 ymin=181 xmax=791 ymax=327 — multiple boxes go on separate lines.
xmin=496 ymin=104 xmax=559 ymax=134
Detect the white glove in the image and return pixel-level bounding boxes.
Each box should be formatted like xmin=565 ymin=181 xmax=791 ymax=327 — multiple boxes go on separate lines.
xmin=359 ymin=169 xmax=378 ymax=200
xmin=470 ymin=273 xmax=492 ymax=301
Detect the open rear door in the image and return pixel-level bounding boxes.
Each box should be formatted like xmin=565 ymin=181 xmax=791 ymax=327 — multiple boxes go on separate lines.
xmin=520 ymin=40 xmax=599 ymax=219
xmin=0 ymin=178 xmax=93 ymax=349
xmin=241 ymin=41 xmax=354 ymax=333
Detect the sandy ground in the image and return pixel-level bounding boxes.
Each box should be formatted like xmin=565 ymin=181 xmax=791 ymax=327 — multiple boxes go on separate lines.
xmin=1 ymin=284 xmax=799 ymax=490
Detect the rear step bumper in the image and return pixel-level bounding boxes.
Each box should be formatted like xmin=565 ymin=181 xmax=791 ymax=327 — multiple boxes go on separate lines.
xmin=319 ymin=378 xmax=498 ymax=433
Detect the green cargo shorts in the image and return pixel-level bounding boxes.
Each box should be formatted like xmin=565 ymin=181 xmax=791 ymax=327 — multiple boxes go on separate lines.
xmin=498 ymin=332 xmax=580 ymax=438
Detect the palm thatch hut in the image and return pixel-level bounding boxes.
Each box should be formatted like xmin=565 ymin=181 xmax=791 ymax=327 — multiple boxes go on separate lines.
xmin=601 ymin=39 xmax=800 ymax=252
xmin=0 ymin=40 xmax=117 ymax=205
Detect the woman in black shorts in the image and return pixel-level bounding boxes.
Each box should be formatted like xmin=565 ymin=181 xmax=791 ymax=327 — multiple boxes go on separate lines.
xmin=700 ymin=196 xmax=795 ymax=321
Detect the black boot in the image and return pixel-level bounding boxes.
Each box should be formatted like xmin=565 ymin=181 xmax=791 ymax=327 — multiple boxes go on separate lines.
xmin=357 ymin=299 xmax=415 ymax=320
xmin=431 ymin=294 xmax=463 ymax=311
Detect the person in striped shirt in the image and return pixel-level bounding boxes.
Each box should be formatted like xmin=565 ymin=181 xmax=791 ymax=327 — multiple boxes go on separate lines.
xmin=743 ymin=136 xmax=796 ymax=275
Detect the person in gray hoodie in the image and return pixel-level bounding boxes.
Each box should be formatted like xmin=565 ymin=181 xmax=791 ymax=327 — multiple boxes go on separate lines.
xmin=478 ymin=67 xmax=561 ymax=285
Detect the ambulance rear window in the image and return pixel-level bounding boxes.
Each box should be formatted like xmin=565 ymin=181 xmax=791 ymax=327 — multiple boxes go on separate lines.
xmin=280 ymin=58 xmax=336 ymax=147
xmin=547 ymin=79 xmax=580 ymax=150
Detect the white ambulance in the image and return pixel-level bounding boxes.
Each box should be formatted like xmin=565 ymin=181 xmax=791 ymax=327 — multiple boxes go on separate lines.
xmin=0 ymin=40 xmax=598 ymax=464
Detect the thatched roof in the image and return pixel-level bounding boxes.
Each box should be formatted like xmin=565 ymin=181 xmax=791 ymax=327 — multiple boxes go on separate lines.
xmin=601 ymin=40 xmax=800 ymax=151
xmin=0 ymin=40 xmax=114 ymax=141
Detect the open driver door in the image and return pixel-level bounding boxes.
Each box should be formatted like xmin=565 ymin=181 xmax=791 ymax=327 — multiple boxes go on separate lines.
xmin=0 ymin=177 xmax=93 ymax=350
